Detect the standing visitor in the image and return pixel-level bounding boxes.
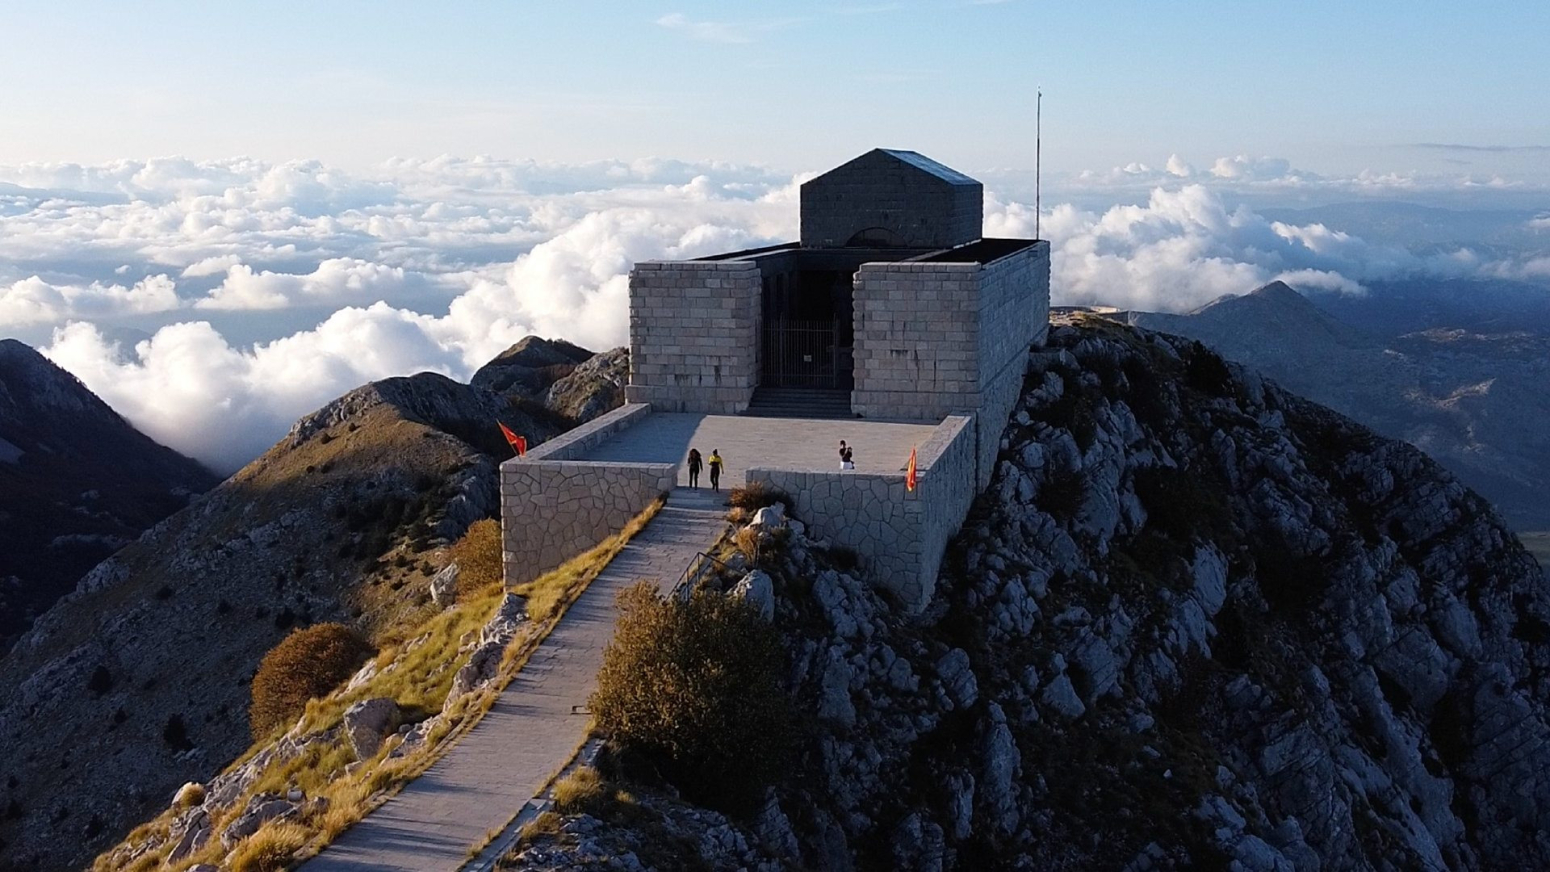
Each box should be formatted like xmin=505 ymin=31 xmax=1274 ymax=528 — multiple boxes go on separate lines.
xmin=840 ymin=441 xmax=855 ymax=470
xmin=687 ymin=448 xmax=703 ymax=489
xmin=708 ymin=449 xmax=724 ymax=491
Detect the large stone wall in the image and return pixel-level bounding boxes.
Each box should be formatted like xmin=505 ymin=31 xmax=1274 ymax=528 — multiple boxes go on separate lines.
xmin=500 ymin=403 xmax=672 ymax=586
xmin=746 ymin=415 xmax=976 ymax=612
xmin=624 ymin=261 xmax=761 ymax=414
xmin=972 ymin=243 xmax=1051 ymax=488
xmin=852 ymin=243 xmax=1050 ymax=487
xmin=851 ymin=261 xmax=982 ymax=422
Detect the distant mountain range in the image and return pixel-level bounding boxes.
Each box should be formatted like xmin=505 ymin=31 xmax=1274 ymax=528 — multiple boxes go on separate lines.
xmin=0 ymin=339 xmax=218 ymax=649
xmin=1118 ymin=282 xmax=1550 ymax=533
xmin=0 ymin=336 xmax=627 ymax=870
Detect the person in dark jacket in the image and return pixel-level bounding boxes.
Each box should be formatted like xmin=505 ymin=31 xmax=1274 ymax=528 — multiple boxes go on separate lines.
xmin=687 ymin=448 xmax=703 ymax=488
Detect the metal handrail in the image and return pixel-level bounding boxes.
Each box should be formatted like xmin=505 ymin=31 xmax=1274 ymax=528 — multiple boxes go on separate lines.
xmin=671 ymin=550 xmax=736 ymax=600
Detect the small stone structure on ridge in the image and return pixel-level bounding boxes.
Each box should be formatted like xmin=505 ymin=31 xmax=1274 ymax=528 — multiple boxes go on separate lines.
xmin=503 ymin=149 xmax=1050 ymax=611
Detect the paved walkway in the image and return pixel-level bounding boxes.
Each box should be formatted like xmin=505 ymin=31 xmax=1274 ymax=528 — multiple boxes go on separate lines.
xmin=301 ymin=490 xmax=728 ymax=872
xmin=580 ymin=413 xmax=941 ymax=487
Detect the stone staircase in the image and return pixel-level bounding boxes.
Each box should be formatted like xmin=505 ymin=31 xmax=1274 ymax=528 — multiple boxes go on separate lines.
xmin=743 ymin=387 xmax=854 ymax=419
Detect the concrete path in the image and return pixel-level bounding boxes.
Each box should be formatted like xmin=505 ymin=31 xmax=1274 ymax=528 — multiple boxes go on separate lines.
xmin=579 ymin=412 xmax=941 ymax=487
xmin=301 ymin=490 xmax=728 ymax=872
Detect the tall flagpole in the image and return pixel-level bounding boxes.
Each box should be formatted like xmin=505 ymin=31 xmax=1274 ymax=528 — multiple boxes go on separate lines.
xmin=1035 ymin=87 xmax=1042 ymax=240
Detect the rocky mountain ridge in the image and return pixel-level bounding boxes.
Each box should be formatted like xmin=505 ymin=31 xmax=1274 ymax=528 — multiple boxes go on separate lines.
xmin=0 ymin=338 xmax=218 ymax=651
xmin=0 ymin=338 xmax=626 ymax=872
xmin=1123 ymin=282 xmax=1550 ymax=533
xmin=508 ymin=319 xmax=1550 ymax=870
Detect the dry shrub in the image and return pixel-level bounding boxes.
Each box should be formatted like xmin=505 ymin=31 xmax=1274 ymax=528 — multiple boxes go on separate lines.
xmin=250 ymin=623 xmax=373 ymax=740
xmin=590 ymin=583 xmax=791 ymax=813
xmin=728 ymin=481 xmax=789 ymax=513
xmin=227 ymin=821 xmax=310 ymax=872
xmin=446 ymin=518 xmax=503 ymax=596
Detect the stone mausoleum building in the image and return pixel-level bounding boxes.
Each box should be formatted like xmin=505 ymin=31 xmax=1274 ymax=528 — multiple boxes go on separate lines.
xmin=502 ymin=149 xmax=1050 ymax=611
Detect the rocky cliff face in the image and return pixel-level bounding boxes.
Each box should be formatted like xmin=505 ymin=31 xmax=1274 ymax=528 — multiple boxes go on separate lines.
xmin=509 ymin=319 xmax=1550 ymax=871
xmin=0 ymin=341 xmax=625 ymax=872
xmin=1125 ymin=282 xmax=1550 ymax=533
xmin=0 ymin=339 xmax=218 ymax=649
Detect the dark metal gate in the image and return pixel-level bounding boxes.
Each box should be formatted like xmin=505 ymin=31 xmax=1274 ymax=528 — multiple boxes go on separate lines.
xmin=762 ymin=318 xmax=841 ymax=388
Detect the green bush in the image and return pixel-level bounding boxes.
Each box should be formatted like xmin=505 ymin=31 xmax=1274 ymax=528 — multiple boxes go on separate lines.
xmin=590 ymin=583 xmax=792 ymax=813
xmin=249 ymin=623 xmax=373 ymax=740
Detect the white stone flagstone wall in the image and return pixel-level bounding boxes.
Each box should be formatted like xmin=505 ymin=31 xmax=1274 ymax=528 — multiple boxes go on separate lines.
xmin=500 ymin=404 xmax=672 ymax=586
xmin=746 ymin=415 xmax=976 ymax=612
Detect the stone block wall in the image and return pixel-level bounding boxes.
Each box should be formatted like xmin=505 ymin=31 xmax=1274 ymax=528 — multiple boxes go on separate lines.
xmin=972 ymin=242 xmax=1051 ymax=488
xmin=851 ymin=262 xmax=982 ymax=422
xmin=625 ymin=261 xmax=761 ymax=414
xmin=746 ymin=415 xmax=975 ymax=612
xmin=852 ymin=243 xmax=1049 ymax=488
xmin=800 ymin=150 xmax=981 ymax=249
xmin=500 ymin=403 xmax=671 ymax=586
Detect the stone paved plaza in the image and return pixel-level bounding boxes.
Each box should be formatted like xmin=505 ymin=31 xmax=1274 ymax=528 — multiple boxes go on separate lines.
xmin=577 ymin=413 xmax=941 ymax=488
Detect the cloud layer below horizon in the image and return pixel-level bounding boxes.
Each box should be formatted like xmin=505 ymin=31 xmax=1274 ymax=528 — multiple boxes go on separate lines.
xmin=2 ymin=154 xmax=1545 ymax=472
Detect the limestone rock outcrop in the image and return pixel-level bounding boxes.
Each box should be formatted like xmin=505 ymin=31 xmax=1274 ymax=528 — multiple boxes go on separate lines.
xmin=343 ymin=698 xmax=402 ymax=761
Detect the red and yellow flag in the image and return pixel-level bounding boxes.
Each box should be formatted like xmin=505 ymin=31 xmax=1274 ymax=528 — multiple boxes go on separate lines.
xmin=906 ymin=446 xmax=918 ymax=492
xmin=498 ymin=422 xmax=527 ymax=456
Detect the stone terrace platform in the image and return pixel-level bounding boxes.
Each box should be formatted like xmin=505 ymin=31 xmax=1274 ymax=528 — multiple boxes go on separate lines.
xmin=578 ymin=412 xmax=940 ymax=487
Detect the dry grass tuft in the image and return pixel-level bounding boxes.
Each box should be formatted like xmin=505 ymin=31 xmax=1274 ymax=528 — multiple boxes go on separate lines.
xmin=727 ymin=481 xmax=788 ymax=513
xmin=551 ymin=766 xmax=607 ymax=814
xmin=227 ymin=821 xmax=310 ymax=872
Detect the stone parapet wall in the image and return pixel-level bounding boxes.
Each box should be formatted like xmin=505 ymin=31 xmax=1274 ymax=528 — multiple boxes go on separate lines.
xmin=625 ymin=261 xmax=761 ymax=414
xmin=525 ymin=403 xmax=652 ymax=462
xmin=500 ymin=458 xmax=675 ymax=586
xmin=976 ymin=243 xmax=1051 ymax=388
xmin=746 ymin=415 xmax=975 ymax=612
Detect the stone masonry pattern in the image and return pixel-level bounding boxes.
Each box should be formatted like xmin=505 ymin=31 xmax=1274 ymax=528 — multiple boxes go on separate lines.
xmin=501 ymin=404 xmax=675 ymax=585
xmin=624 ymin=261 xmax=761 ymax=414
xmin=747 ymin=415 xmax=975 ymax=611
xmin=800 ymin=150 xmax=981 ymax=249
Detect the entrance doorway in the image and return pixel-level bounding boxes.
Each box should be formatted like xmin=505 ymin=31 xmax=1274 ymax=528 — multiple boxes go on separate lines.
xmin=760 ymin=269 xmax=853 ymax=390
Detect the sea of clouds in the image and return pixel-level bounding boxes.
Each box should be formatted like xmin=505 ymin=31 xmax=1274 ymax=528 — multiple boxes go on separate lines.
xmin=2 ymin=154 xmax=1545 ymax=472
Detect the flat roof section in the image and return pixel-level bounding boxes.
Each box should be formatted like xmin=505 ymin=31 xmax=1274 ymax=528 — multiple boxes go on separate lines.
xmin=915 ymin=237 xmax=1040 ymax=265
xmin=577 ymin=413 xmax=942 ymax=489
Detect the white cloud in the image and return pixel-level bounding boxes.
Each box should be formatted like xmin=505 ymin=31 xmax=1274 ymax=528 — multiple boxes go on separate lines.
xmin=0 ymin=274 xmax=180 ymax=326
xmin=196 ymin=259 xmax=412 ymax=310
xmin=3 ymin=153 xmax=1544 ymax=473
xmin=654 ymin=12 xmax=786 ymax=44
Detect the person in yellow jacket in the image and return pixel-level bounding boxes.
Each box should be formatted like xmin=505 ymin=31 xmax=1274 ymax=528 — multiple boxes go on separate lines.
xmin=707 ymin=449 xmax=724 ymax=491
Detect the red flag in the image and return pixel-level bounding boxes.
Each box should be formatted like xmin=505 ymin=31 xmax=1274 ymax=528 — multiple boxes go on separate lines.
xmin=906 ymin=446 xmax=918 ymax=492
xmin=498 ymin=422 xmax=527 ymax=456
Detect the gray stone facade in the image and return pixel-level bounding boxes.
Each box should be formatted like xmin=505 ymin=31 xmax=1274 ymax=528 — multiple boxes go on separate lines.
xmin=800 ymin=149 xmax=982 ymax=250
xmin=505 ymin=149 xmax=1056 ymax=609
xmin=746 ymin=415 xmax=976 ymax=612
xmin=853 ymin=242 xmax=1050 ymax=487
xmin=500 ymin=404 xmax=674 ymax=585
xmin=623 ymin=261 xmax=762 ymax=414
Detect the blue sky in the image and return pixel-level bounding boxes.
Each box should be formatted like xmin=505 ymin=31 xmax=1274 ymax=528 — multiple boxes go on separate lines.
xmin=2 ymin=1 xmax=1549 ymax=471
xmin=2 ymin=1 xmax=1548 ymax=180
